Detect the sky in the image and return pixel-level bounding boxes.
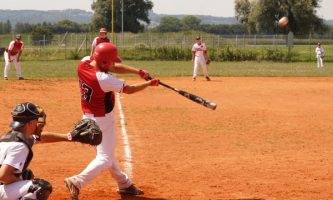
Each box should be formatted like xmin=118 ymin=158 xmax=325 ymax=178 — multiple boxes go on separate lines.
xmin=1 ymin=0 xmax=333 ymax=19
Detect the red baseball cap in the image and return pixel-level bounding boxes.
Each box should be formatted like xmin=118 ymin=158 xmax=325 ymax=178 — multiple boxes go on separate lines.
xmin=99 ymin=28 xmax=108 ymax=33
xmin=195 ymin=36 xmax=201 ymax=40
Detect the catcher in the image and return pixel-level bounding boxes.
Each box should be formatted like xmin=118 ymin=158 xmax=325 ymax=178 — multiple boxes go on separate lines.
xmin=0 ymin=102 xmax=102 ymax=200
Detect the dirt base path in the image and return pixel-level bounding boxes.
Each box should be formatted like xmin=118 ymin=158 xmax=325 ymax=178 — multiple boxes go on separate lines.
xmin=0 ymin=77 xmax=332 ymax=200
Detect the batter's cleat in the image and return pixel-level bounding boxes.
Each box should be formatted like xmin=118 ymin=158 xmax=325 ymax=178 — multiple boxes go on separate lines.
xmin=18 ymin=77 xmax=24 ymax=80
xmin=205 ymin=76 xmax=211 ymax=81
xmin=64 ymin=178 xmax=80 ymax=200
xmin=4 ymin=77 xmax=8 ymax=80
xmin=117 ymin=184 xmax=144 ymax=195
xmin=192 ymin=77 xmax=196 ymax=81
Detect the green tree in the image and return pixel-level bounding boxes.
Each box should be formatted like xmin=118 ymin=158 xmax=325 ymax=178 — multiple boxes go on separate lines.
xmin=15 ymin=23 xmax=34 ymax=33
xmin=31 ymin=26 xmax=53 ymax=45
xmin=235 ymin=0 xmax=326 ymax=34
xmin=155 ymin=16 xmax=182 ymax=32
xmin=181 ymin=16 xmax=201 ymax=31
xmin=1 ymin=20 xmax=12 ymax=34
xmin=91 ymin=0 xmax=153 ymax=33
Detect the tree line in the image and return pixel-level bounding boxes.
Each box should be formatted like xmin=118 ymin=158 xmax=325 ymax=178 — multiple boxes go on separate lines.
xmin=1 ymin=0 xmax=332 ymax=43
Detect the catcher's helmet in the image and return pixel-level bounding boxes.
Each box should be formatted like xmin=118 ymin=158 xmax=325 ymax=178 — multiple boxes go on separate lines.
xmin=93 ymin=43 xmax=122 ymax=67
xmin=10 ymin=102 xmax=41 ymax=129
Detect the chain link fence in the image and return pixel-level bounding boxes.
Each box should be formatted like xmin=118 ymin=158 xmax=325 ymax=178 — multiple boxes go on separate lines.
xmin=1 ymin=32 xmax=332 ymax=61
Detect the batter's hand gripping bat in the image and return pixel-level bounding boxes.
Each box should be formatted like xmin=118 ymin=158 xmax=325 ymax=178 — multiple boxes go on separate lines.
xmin=154 ymin=79 xmax=217 ymax=110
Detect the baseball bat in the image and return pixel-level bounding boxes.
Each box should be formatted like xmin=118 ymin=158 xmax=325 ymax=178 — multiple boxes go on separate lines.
xmin=157 ymin=80 xmax=217 ymax=110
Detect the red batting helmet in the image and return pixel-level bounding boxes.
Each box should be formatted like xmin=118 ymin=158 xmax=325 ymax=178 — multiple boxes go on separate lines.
xmin=93 ymin=43 xmax=122 ymax=66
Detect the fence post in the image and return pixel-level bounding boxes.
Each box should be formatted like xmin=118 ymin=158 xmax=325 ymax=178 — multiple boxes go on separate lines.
xmin=65 ymin=35 xmax=67 ymax=59
xmin=85 ymin=33 xmax=88 ymax=55
xmin=308 ymin=33 xmax=312 ymax=61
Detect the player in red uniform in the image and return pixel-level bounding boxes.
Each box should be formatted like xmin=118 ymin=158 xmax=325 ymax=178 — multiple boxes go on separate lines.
xmin=90 ymin=28 xmax=111 ymax=56
xmin=64 ymin=43 xmax=159 ymax=200
xmin=3 ymin=34 xmax=24 ymax=80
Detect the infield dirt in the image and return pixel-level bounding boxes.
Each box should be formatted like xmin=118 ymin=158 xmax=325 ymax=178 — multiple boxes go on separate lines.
xmin=0 ymin=77 xmax=332 ymax=200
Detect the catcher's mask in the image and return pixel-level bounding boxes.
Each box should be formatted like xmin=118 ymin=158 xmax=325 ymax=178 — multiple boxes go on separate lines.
xmin=10 ymin=102 xmax=42 ymax=129
xmin=93 ymin=43 xmax=122 ymax=67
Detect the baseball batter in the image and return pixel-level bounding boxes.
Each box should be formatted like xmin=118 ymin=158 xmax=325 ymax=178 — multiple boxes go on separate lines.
xmin=90 ymin=28 xmax=111 ymax=56
xmin=64 ymin=43 xmax=159 ymax=200
xmin=0 ymin=102 xmax=52 ymax=200
xmin=315 ymin=42 xmax=324 ymax=68
xmin=191 ymin=36 xmax=211 ymax=81
xmin=3 ymin=34 xmax=24 ymax=80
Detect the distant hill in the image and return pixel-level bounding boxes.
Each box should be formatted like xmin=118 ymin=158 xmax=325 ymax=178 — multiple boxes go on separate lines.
xmin=149 ymin=11 xmax=239 ymax=25
xmin=325 ymin=20 xmax=333 ymax=26
xmin=0 ymin=9 xmax=92 ymax=25
xmin=0 ymin=9 xmax=238 ymax=26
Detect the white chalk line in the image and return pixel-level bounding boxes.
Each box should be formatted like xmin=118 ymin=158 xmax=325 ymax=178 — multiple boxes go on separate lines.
xmin=116 ymin=93 xmax=133 ymax=178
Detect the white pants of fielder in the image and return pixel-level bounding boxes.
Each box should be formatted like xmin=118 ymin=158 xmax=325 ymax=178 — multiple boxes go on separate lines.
xmin=66 ymin=111 xmax=132 ymax=190
xmin=193 ymin=56 xmax=209 ymax=78
xmin=0 ymin=180 xmax=38 ymax=200
xmin=3 ymin=52 xmax=22 ymax=78
xmin=316 ymin=55 xmax=323 ymax=68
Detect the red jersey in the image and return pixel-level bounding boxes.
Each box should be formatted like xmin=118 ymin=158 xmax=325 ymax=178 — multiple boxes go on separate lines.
xmin=92 ymin=37 xmax=111 ymax=48
xmin=78 ymin=57 xmax=124 ymax=117
xmin=6 ymin=41 xmax=24 ymax=56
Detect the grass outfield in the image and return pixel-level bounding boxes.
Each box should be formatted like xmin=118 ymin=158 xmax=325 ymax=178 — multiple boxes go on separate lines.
xmin=2 ymin=60 xmax=333 ymax=79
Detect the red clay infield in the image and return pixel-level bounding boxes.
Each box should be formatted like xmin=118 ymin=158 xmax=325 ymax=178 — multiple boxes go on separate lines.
xmin=0 ymin=77 xmax=332 ymax=200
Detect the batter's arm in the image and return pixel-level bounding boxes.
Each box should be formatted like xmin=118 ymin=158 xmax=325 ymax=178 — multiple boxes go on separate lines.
xmin=123 ymin=79 xmax=159 ymax=94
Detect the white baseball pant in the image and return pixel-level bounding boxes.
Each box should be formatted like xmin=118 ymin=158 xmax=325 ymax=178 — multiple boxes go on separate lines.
xmin=67 ymin=111 xmax=132 ymax=190
xmin=316 ymin=55 xmax=323 ymax=68
xmin=0 ymin=180 xmax=37 ymax=199
xmin=193 ymin=56 xmax=208 ymax=78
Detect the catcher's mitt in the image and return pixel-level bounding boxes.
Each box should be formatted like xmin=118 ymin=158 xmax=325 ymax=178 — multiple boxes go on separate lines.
xmin=206 ymin=59 xmax=211 ymax=64
xmin=68 ymin=119 xmax=102 ymax=146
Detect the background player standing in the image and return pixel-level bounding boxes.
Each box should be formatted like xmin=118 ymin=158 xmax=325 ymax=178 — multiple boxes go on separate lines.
xmin=3 ymin=34 xmax=24 ymax=80
xmin=64 ymin=43 xmax=159 ymax=200
xmin=315 ymin=42 xmax=324 ymax=68
xmin=90 ymin=28 xmax=112 ymax=56
xmin=191 ymin=36 xmax=210 ymax=81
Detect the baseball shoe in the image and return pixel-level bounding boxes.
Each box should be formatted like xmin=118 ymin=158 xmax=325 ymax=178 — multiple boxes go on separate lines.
xmin=205 ymin=76 xmax=211 ymax=81
xmin=117 ymin=184 xmax=144 ymax=195
xmin=64 ymin=177 xmax=80 ymax=200
xmin=4 ymin=77 xmax=8 ymax=80
xmin=192 ymin=77 xmax=196 ymax=81
xmin=18 ymin=77 xmax=24 ymax=80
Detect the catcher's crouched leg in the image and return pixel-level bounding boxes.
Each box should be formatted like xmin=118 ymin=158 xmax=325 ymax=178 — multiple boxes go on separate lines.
xmin=28 ymin=178 xmax=53 ymax=200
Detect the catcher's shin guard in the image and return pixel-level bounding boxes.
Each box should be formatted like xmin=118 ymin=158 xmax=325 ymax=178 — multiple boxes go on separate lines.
xmin=28 ymin=178 xmax=52 ymax=200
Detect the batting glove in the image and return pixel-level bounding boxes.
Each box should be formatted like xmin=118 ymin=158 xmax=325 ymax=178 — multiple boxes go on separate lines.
xmin=150 ymin=79 xmax=159 ymax=86
xmin=138 ymin=69 xmax=150 ymax=80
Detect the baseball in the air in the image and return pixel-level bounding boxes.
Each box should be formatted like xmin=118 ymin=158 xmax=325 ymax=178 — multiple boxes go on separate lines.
xmin=278 ymin=17 xmax=289 ymax=27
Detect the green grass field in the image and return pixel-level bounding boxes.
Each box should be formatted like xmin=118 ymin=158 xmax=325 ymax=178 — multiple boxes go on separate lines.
xmin=1 ymin=59 xmax=332 ymax=79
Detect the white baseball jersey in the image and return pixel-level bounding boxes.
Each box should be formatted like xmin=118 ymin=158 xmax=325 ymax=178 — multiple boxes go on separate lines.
xmin=192 ymin=43 xmax=207 ymax=58
xmin=0 ymin=141 xmax=37 ymax=200
xmin=315 ymin=47 xmax=324 ymax=57
xmin=0 ymin=142 xmax=29 ymax=174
